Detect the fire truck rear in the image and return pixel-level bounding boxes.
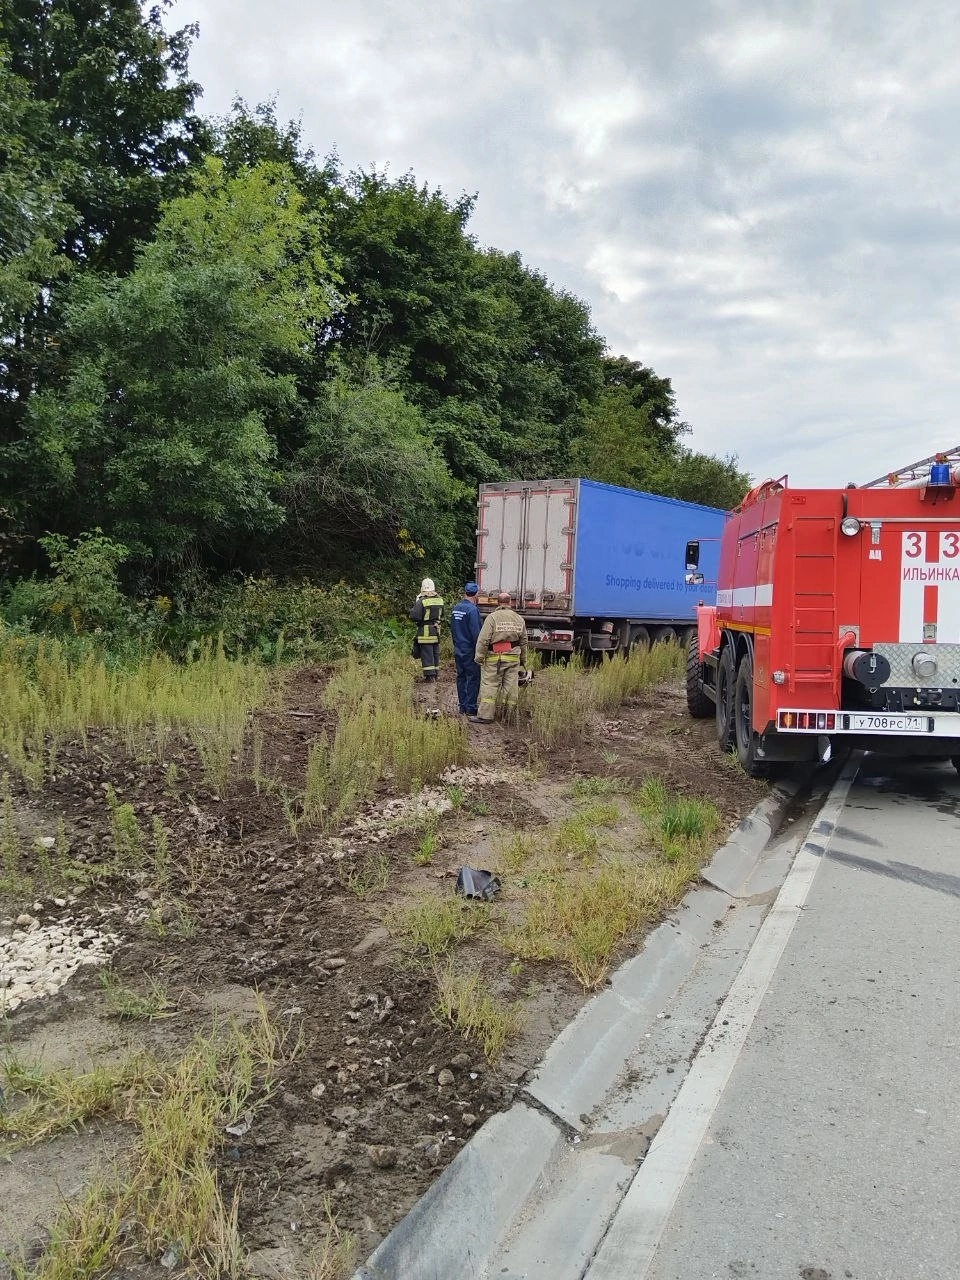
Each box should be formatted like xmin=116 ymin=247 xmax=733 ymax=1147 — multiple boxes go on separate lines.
xmin=685 ymin=450 xmax=960 ymax=776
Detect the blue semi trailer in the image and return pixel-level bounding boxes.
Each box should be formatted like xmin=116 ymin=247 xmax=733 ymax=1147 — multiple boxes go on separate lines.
xmin=475 ymin=478 xmax=725 ymax=654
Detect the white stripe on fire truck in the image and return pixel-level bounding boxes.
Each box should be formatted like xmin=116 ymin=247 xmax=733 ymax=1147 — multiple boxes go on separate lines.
xmin=716 ymin=585 xmax=774 ymax=608
xmin=899 ymin=530 xmax=960 ymax=642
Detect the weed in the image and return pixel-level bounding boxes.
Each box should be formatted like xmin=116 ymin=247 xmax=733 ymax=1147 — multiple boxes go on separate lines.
xmin=0 ymin=1054 xmax=150 ymax=1149
xmin=548 ymin=817 xmax=601 ymax=863
xmin=0 ymin=637 xmax=271 ymax=788
xmin=99 ymin=970 xmax=171 ymax=1021
xmin=338 ymin=849 xmax=390 ymax=898
xmin=143 ymin=898 xmax=196 ymax=940
xmin=5 ymin=999 xmax=296 ymax=1277
xmin=1 ymin=773 xmax=26 ymax=894
xmin=445 ymin=784 xmax=465 ymax=809
xmin=250 ymin=724 xmax=266 ymax=792
xmin=634 ymin=776 xmax=669 ymax=816
xmin=574 ymin=801 xmax=621 ymax=828
xmin=414 ymin=827 xmax=440 ymax=866
xmin=465 ymin=797 xmax=491 ymax=817
xmin=303 ymin=1195 xmax=358 ymax=1280
xmin=496 ymin=831 xmax=538 ymax=873
xmin=105 ymin=785 xmax=144 ymax=872
xmin=385 ymin=894 xmax=488 ymax=960
xmin=528 ymin=657 xmax=597 ymax=749
xmin=299 ymin=666 xmax=466 ymax=832
xmin=593 ymin=642 xmax=685 ymax=712
xmin=433 ymin=965 xmax=523 ymax=1062
xmin=658 ymin=796 xmax=721 ymax=858
xmin=569 ymin=776 xmax=626 ymax=798
xmin=504 ymin=858 xmax=655 ymax=988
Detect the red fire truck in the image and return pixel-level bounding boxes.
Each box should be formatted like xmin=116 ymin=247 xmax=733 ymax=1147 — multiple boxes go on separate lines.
xmin=684 ymin=448 xmax=960 ymax=776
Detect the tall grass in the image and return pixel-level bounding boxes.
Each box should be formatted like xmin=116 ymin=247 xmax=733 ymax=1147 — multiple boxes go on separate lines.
xmin=301 ymin=654 xmax=467 ymax=830
xmin=528 ymin=657 xmax=598 ymax=749
xmin=592 ymin=643 xmax=685 ymax=712
xmin=0 ymin=636 xmax=271 ymax=787
xmin=528 ymin=642 xmax=685 ymax=748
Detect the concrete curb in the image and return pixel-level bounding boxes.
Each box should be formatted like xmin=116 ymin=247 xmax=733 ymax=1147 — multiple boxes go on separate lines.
xmin=352 ymin=771 xmax=814 ymax=1280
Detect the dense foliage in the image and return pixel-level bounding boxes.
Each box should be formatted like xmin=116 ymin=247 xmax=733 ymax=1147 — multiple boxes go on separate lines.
xmin=1 ymin=1 xmax=750 ymax=639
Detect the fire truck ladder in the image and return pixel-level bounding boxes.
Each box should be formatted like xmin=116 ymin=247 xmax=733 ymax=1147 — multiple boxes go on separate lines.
xmin=862 ymin=445 xmax=960 ymax=489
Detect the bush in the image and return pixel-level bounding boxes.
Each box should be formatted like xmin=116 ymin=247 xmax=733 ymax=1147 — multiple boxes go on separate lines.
xmin=161 ymin=577 xmax=410 ymax=663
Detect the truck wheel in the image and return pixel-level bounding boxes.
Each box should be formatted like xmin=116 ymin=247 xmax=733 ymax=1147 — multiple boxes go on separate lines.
xmin=629 ymin=626 xmax=651 ymax=652
xmin=734 ymin=653 xmax=769 ymax=778
xmin=653 ymin=626 xmax=677 ymax=645
xmin=686 ymin=630 xmax=713 ymax=718
xmin=716 ymin=646 xmax=736 ymax=750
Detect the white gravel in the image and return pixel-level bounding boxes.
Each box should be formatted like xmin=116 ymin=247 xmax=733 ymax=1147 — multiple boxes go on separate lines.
xmin=0 ymin=913 xmax=119 ymax=1014
xmin=343 ymin=764 xmax=517 ymax=841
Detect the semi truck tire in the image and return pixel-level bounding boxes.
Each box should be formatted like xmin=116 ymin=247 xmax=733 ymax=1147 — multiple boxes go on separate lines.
xmin=629 ymin=625 xmax=651 ymax=652
xmin=734 ymin=653 xmax=768 ymax=777
xmin=686 ymin=630 xmax=713 ymax=718
xmin=653 ymin=626 xmax=677 ymax=645
xmin=716 ymin=645 xmax=736 ymax=751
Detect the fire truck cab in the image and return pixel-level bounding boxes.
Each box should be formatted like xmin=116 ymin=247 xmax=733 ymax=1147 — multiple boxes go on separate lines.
xmin=685 ymin=450 xmax=960 ymax=776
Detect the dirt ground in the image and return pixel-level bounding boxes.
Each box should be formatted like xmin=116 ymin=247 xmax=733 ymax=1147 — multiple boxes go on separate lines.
xmin=0 ymin=664 xmax=767 ymax=1278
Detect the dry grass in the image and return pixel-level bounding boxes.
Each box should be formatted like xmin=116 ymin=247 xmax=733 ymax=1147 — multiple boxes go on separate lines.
xmin=433 ymin=965 xmax=524 ymax=1062
xmin=385 ymin=894 xmax=490 ymax=960
xmin=4 ymin=998 xmax=296 ymax=1278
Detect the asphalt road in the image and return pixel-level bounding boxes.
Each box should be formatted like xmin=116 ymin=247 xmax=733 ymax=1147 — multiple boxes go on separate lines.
xmin=588 ymin=754 xmax=960 ymax=1280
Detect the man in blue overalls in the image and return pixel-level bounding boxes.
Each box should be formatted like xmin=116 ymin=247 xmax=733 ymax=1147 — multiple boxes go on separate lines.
xmin=450 ymin=582 xmax=482 ymax=716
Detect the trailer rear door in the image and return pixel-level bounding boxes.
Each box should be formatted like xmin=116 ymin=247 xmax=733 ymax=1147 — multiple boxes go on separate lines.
xmin=477 ymin=481 xmax=577 ymax=609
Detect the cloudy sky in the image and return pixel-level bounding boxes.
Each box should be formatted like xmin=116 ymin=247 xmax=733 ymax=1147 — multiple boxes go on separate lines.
xmin=183 ymin=0 xmax=960 ymax=487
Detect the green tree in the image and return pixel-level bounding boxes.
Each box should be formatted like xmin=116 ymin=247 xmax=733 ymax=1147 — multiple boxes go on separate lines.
xmin=25 ymin=159 xmax=337 ymax=564
xmin=280 ymin=359 xmax=463 ymax=579
xmin=0 ymin=52 xmax=71 ymax=341
xmin=2 ymin=0 xmax=206 ymax=271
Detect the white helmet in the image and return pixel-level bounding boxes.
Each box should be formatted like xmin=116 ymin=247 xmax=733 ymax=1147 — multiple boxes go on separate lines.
xmin=421 ymin=578 xmax=436 ymax=594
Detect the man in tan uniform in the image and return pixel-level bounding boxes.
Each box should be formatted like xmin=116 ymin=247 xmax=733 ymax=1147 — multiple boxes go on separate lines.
xmin=473 ymin=592 xmax=528 ymax=723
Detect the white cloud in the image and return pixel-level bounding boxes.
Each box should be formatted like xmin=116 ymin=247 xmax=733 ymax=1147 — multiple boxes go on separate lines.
xmin=182 ymin=0 xmax=960 ymax=488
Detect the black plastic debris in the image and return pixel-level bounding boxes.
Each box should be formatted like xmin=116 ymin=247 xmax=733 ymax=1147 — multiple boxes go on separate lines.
xmin=455 ymin=866 xmax=501 ymax=901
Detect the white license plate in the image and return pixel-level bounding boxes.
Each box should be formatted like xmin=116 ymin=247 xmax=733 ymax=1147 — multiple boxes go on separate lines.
xmin=847 ymin=713 xmax=931 ymax=733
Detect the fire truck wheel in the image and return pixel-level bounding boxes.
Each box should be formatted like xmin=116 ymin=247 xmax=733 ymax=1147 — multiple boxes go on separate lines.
xmin=716 ymin=646 xmax=736 ymax=751
xmin=686 ymin=630 xmax=713 ymax=718
xmin=734 ymin=654 xmax=769 ymax=778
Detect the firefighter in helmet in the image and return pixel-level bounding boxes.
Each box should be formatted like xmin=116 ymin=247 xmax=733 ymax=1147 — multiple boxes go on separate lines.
xmin=473 ymin=592 xmax=528 ymax=722
xmin=409 ymin=578 xmax=444 ymax=682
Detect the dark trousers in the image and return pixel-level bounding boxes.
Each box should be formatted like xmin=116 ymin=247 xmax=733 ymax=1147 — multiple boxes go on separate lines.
xmin=419 ymin=643 xmax=439 ymax=681
xmin=455 ymin=654 xmax=480 ymax=713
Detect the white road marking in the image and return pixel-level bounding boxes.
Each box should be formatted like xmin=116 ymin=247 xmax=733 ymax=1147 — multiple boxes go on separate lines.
xmin=583 ymin=757 xmax=861 ymax=1280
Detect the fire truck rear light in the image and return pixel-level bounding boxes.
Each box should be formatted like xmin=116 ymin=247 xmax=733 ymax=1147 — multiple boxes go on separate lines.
xmin=826 ymin=714 xmax=835 ymax=729
xmin=816 ymin=713 xmax=827 ymax=729
xmin=840 ymin=516 xmax=861 ymax=536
